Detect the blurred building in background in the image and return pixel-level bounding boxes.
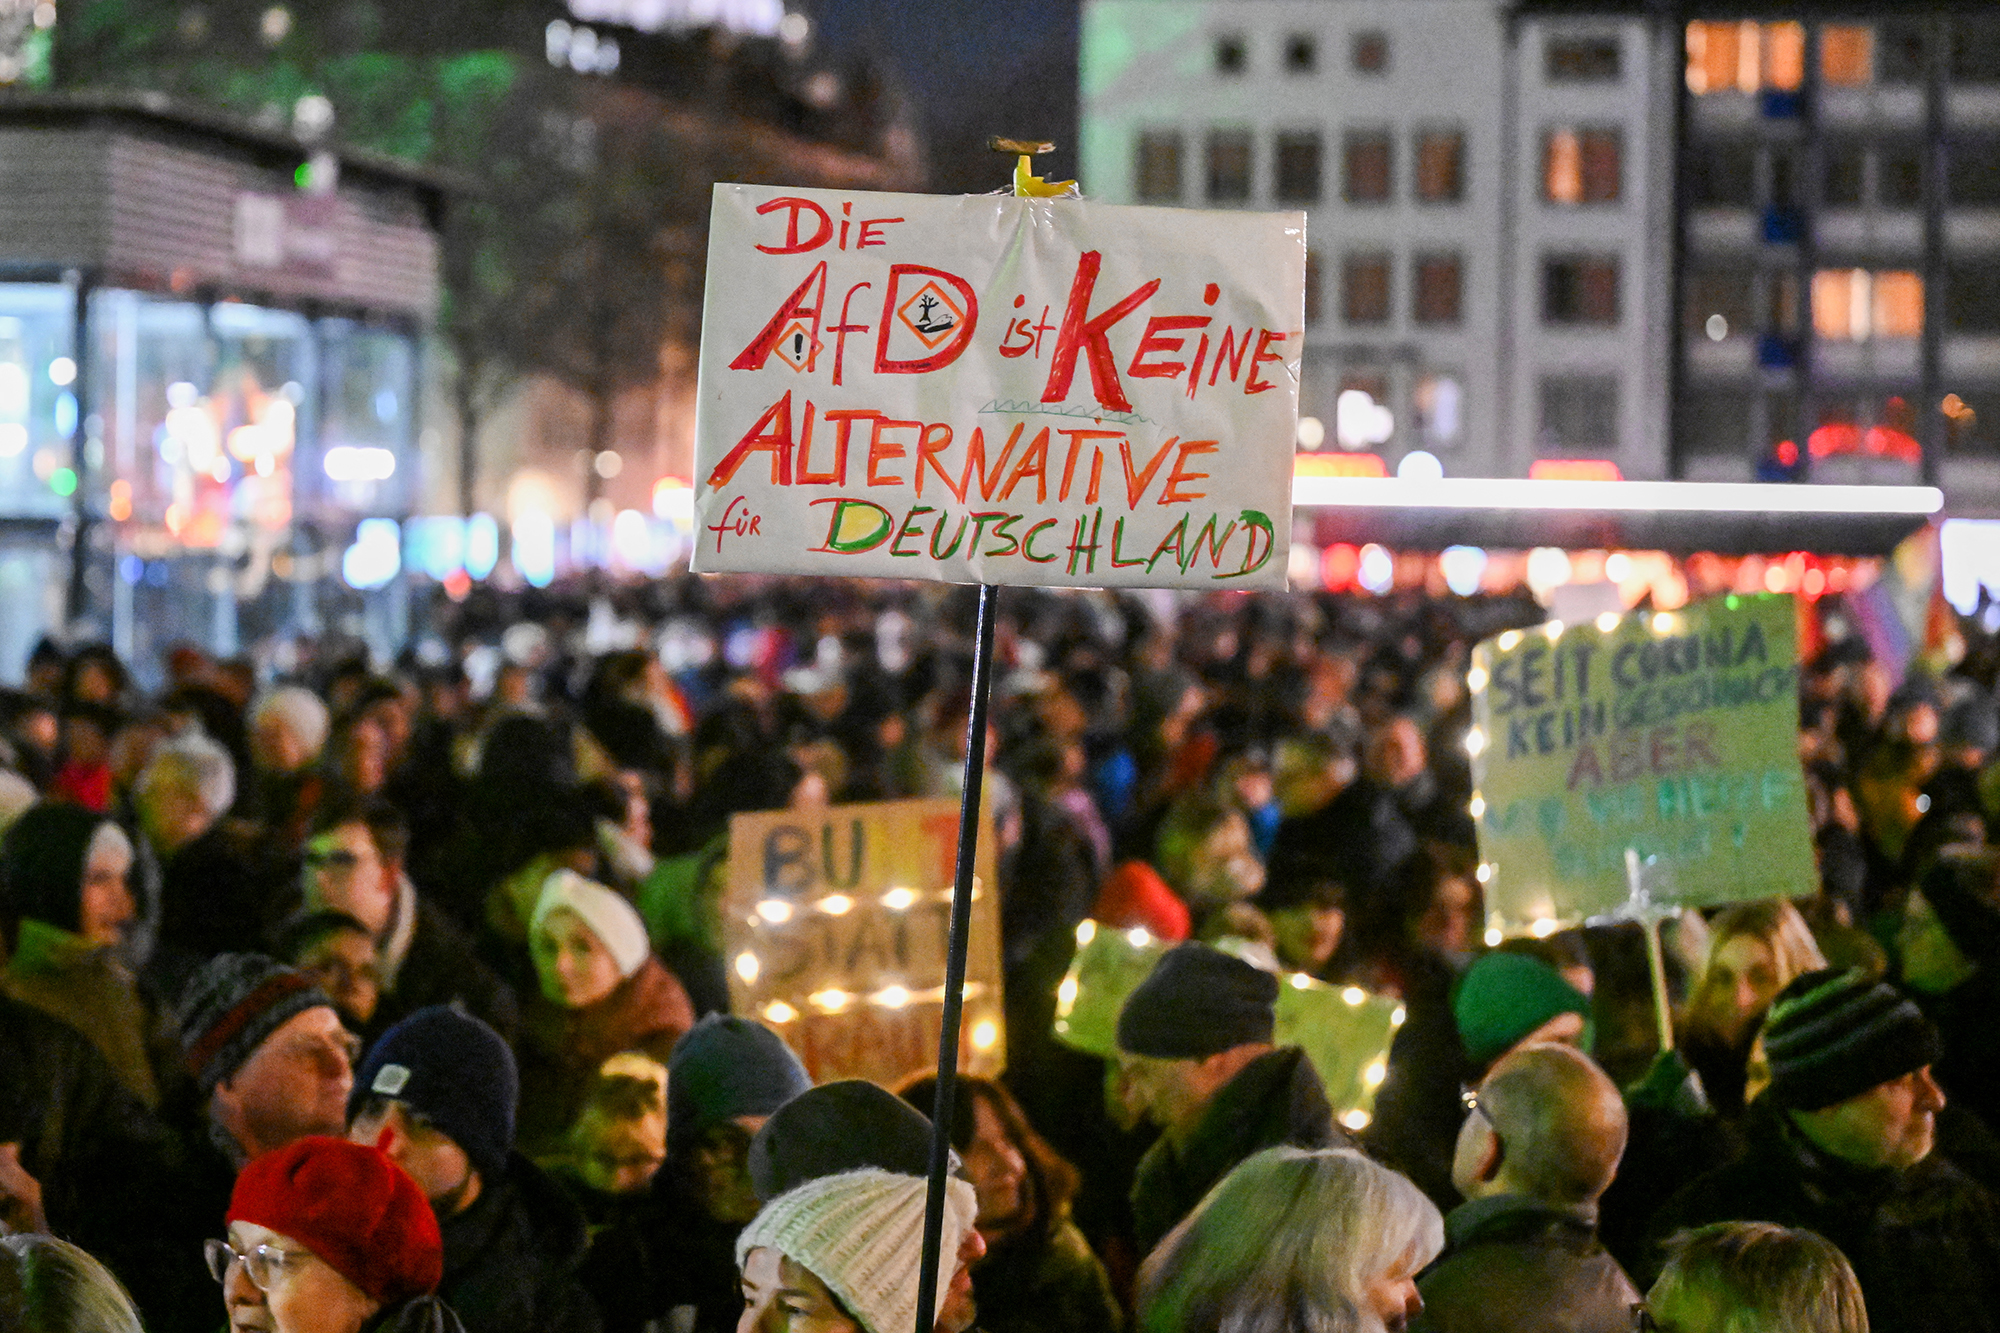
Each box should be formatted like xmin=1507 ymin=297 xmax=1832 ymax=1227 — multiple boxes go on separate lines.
xmin=1081 ymin=0 xmax=2000 ymax=504
xmin=0 ymin=0 xmax=921 ymax=666
xmin=0 ymin=95 xmax=441 ymax=675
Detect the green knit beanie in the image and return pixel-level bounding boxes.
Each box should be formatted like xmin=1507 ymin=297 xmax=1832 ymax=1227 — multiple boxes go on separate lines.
xmin=1453 ymin=950 xmax=1594 ymax=1069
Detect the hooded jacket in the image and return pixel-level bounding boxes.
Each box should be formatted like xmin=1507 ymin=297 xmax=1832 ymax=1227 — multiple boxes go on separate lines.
xmin=1130 ymin=1044 xmax=1345 ymax=1253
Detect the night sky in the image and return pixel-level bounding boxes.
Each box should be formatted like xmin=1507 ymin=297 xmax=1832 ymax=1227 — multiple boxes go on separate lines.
xmin=804 ymin=0 xmax=1081 ymax=193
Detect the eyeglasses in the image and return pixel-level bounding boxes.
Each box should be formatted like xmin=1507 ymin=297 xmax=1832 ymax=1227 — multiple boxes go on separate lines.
xmin=205 ymin=1239 xmax=312 ymax=1292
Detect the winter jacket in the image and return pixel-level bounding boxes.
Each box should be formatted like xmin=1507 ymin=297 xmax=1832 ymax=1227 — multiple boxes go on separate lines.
xmin=1131 ymin=1045 xmax=1344 ymax=1253
xmin=373 ymin=894 xmax=521 ymax=1046
xmin=1647 ymin=1102 xmax=2000 ymax=1333
xmin=974 ymin=1216 xmax=1124 ymax=1333
xmin=439 ymin=1154 xmax=602 ymax=1333
xmin=0 ymin=994 xmax=196 ymax=1333
xmin=517 ymin=956 xmax=695 ymax=1153
xmin=1415 ymin=1194 xmax=1639 ymax=1333
xmin=3 ymin=916 xmax=167 ymax=1106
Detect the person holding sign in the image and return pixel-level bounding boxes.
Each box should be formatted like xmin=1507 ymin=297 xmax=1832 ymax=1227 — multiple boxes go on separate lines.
xmin=1113 ymin=943 xmax=1345 ymax=1253
xmin=1647 ymin=968 xmax=2000 ymax=1333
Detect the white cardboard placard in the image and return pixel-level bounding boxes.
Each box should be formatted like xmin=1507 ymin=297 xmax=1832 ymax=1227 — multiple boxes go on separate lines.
xmin=690 ymin=184 xmax=1304 ymax=590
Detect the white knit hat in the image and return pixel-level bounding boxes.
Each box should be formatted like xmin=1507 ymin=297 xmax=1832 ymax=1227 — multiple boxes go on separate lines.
xmin=531 ymin=870 xmax=651 ymax=978
xmin=736 ymin=1168 xmax=977 ymax=1333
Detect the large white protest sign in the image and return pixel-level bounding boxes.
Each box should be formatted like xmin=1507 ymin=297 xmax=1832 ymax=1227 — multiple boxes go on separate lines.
xmin=690 ymin=185 xmax=1304 ymax=589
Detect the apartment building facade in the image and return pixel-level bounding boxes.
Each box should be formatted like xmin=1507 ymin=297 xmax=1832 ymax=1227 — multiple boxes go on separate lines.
xmin=1083 ymin=0 xmax=2000 ymax=506
xmin=1080 ymin=0 xmax=1676 ymax=479
xmin=1670 ymin=8 xmax=2000 ymax=508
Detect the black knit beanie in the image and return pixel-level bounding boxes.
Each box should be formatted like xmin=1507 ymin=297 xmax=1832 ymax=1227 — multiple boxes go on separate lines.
xmin=747 ymin=1080 xmax=939 ymax=1203
xmin=1116 ymin=943 xmax=1278 ymax=1060
xmin=0 ymin=802 xmax=109 ymax=935
xmin=1762 ymin=967 xmax=1943 ymax=1111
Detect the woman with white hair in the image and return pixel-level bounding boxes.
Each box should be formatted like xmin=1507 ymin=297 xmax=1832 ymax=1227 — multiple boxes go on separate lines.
xmin=1137 ymin=1146 xmax=1444 ymax=1333
xmin=0 ymin=1233 xmax=145 ymax=1333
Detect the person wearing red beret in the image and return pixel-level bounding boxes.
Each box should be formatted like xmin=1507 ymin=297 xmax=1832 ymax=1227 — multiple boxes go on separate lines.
xmin=213 ymin=1136 xmax=465 ymax=1333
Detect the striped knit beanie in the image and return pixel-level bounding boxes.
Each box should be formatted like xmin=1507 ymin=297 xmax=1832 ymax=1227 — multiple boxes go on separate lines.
xmin=177 ymin=953 xmax=334 ymax=1096
xmin=1762 ymin=967 xmax=1942 ymax=1111
xmin=736 ymin=1168 xmax=976 ymax=1333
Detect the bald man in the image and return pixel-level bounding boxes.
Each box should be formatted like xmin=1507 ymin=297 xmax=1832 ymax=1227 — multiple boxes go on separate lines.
xmin=1413 ymin=1044 xmax=1640 ymax=1333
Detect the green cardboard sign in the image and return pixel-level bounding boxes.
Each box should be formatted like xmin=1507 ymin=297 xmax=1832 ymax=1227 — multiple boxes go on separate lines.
xmin=1468 ymin=592 xmax=1816 ymax=935
xmin=1051 ymin=924 xmax=1403 ymax=1128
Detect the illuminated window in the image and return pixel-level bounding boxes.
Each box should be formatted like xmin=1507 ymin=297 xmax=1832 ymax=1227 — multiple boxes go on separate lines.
xmin=1343 ymin=253 xmax=1391 ymax=325
xmin=1274 ymin=132 xmax=1322 ymax=203
xmin=1412 ymin=254 xmax=1462 ymax=326
xmin=1206 ymin=129 xmax=1252 ymax=202
xmin=1874 ymin=271 xmax=1924 ymax=338
xmin=1686 ymin=20 xmax=1803 ymax=94
xmin=1543 ymin=128 xmax=1621 ymax=205
xmin=1344 ymin=131 xmax=1392 ymax=203
xmin=1414 ymin=130 xmax=1464 ymax=203
xmin=1543 ymin=256 xmax=1621 ymax=326
xmin=1413 ymin=373 xmax=1464 ymax=447
xmin=1813 ymin=270 xmax=1923 ymax=341
xmin=1821 ymin=25 xmax=1873 ymax=86
xmin=1134 ymin=131 xmax=1183 ymax=202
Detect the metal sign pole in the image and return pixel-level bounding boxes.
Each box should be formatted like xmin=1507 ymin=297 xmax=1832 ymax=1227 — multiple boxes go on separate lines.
xmin=911 ymin=581 xmax=998 ymax=1333
xmin=911 ymin=138 xmax=1066 ymax=1333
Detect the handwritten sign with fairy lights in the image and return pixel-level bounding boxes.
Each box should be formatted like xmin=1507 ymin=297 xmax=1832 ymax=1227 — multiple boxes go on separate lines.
xmin=1467 ymin=593 xmax=1816 ymax=936
xmin=723 ymin=797 xmax=1003 ymax=1086
xmin=690 ymin=184 xmax=1305 ymax=589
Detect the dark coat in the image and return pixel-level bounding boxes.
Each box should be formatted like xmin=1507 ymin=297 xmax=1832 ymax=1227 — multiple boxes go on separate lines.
xmin=0 ymin=994 xmax=202 ymax=1333
xmin=375 ymin=896 xmax=521 ymax=1046
xmin=440 ymin=1154 xmax=602 ymax=1333
xmin=1131 ymin=1045 xmax=1344 ymax=1253
xmin=145 ymin=820 xmax=277 ymax=1000
xmin=1415 ymin=1195 xmax=1639 ymax=1333
xmin=1266 ymin=777 xmax=1417 ymax=907
xmin=1647 ymin=1103 xmax=2000 ymax=1333
xmin=517 ymin=957 xmax=695 ymax=1153
xmin=975 ymin=1217 xmax=1125 ymax=1333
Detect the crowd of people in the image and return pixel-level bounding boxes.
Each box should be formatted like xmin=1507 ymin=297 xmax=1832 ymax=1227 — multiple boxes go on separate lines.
xmin=1 ymin=569 xmax=1999 ymax=1333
